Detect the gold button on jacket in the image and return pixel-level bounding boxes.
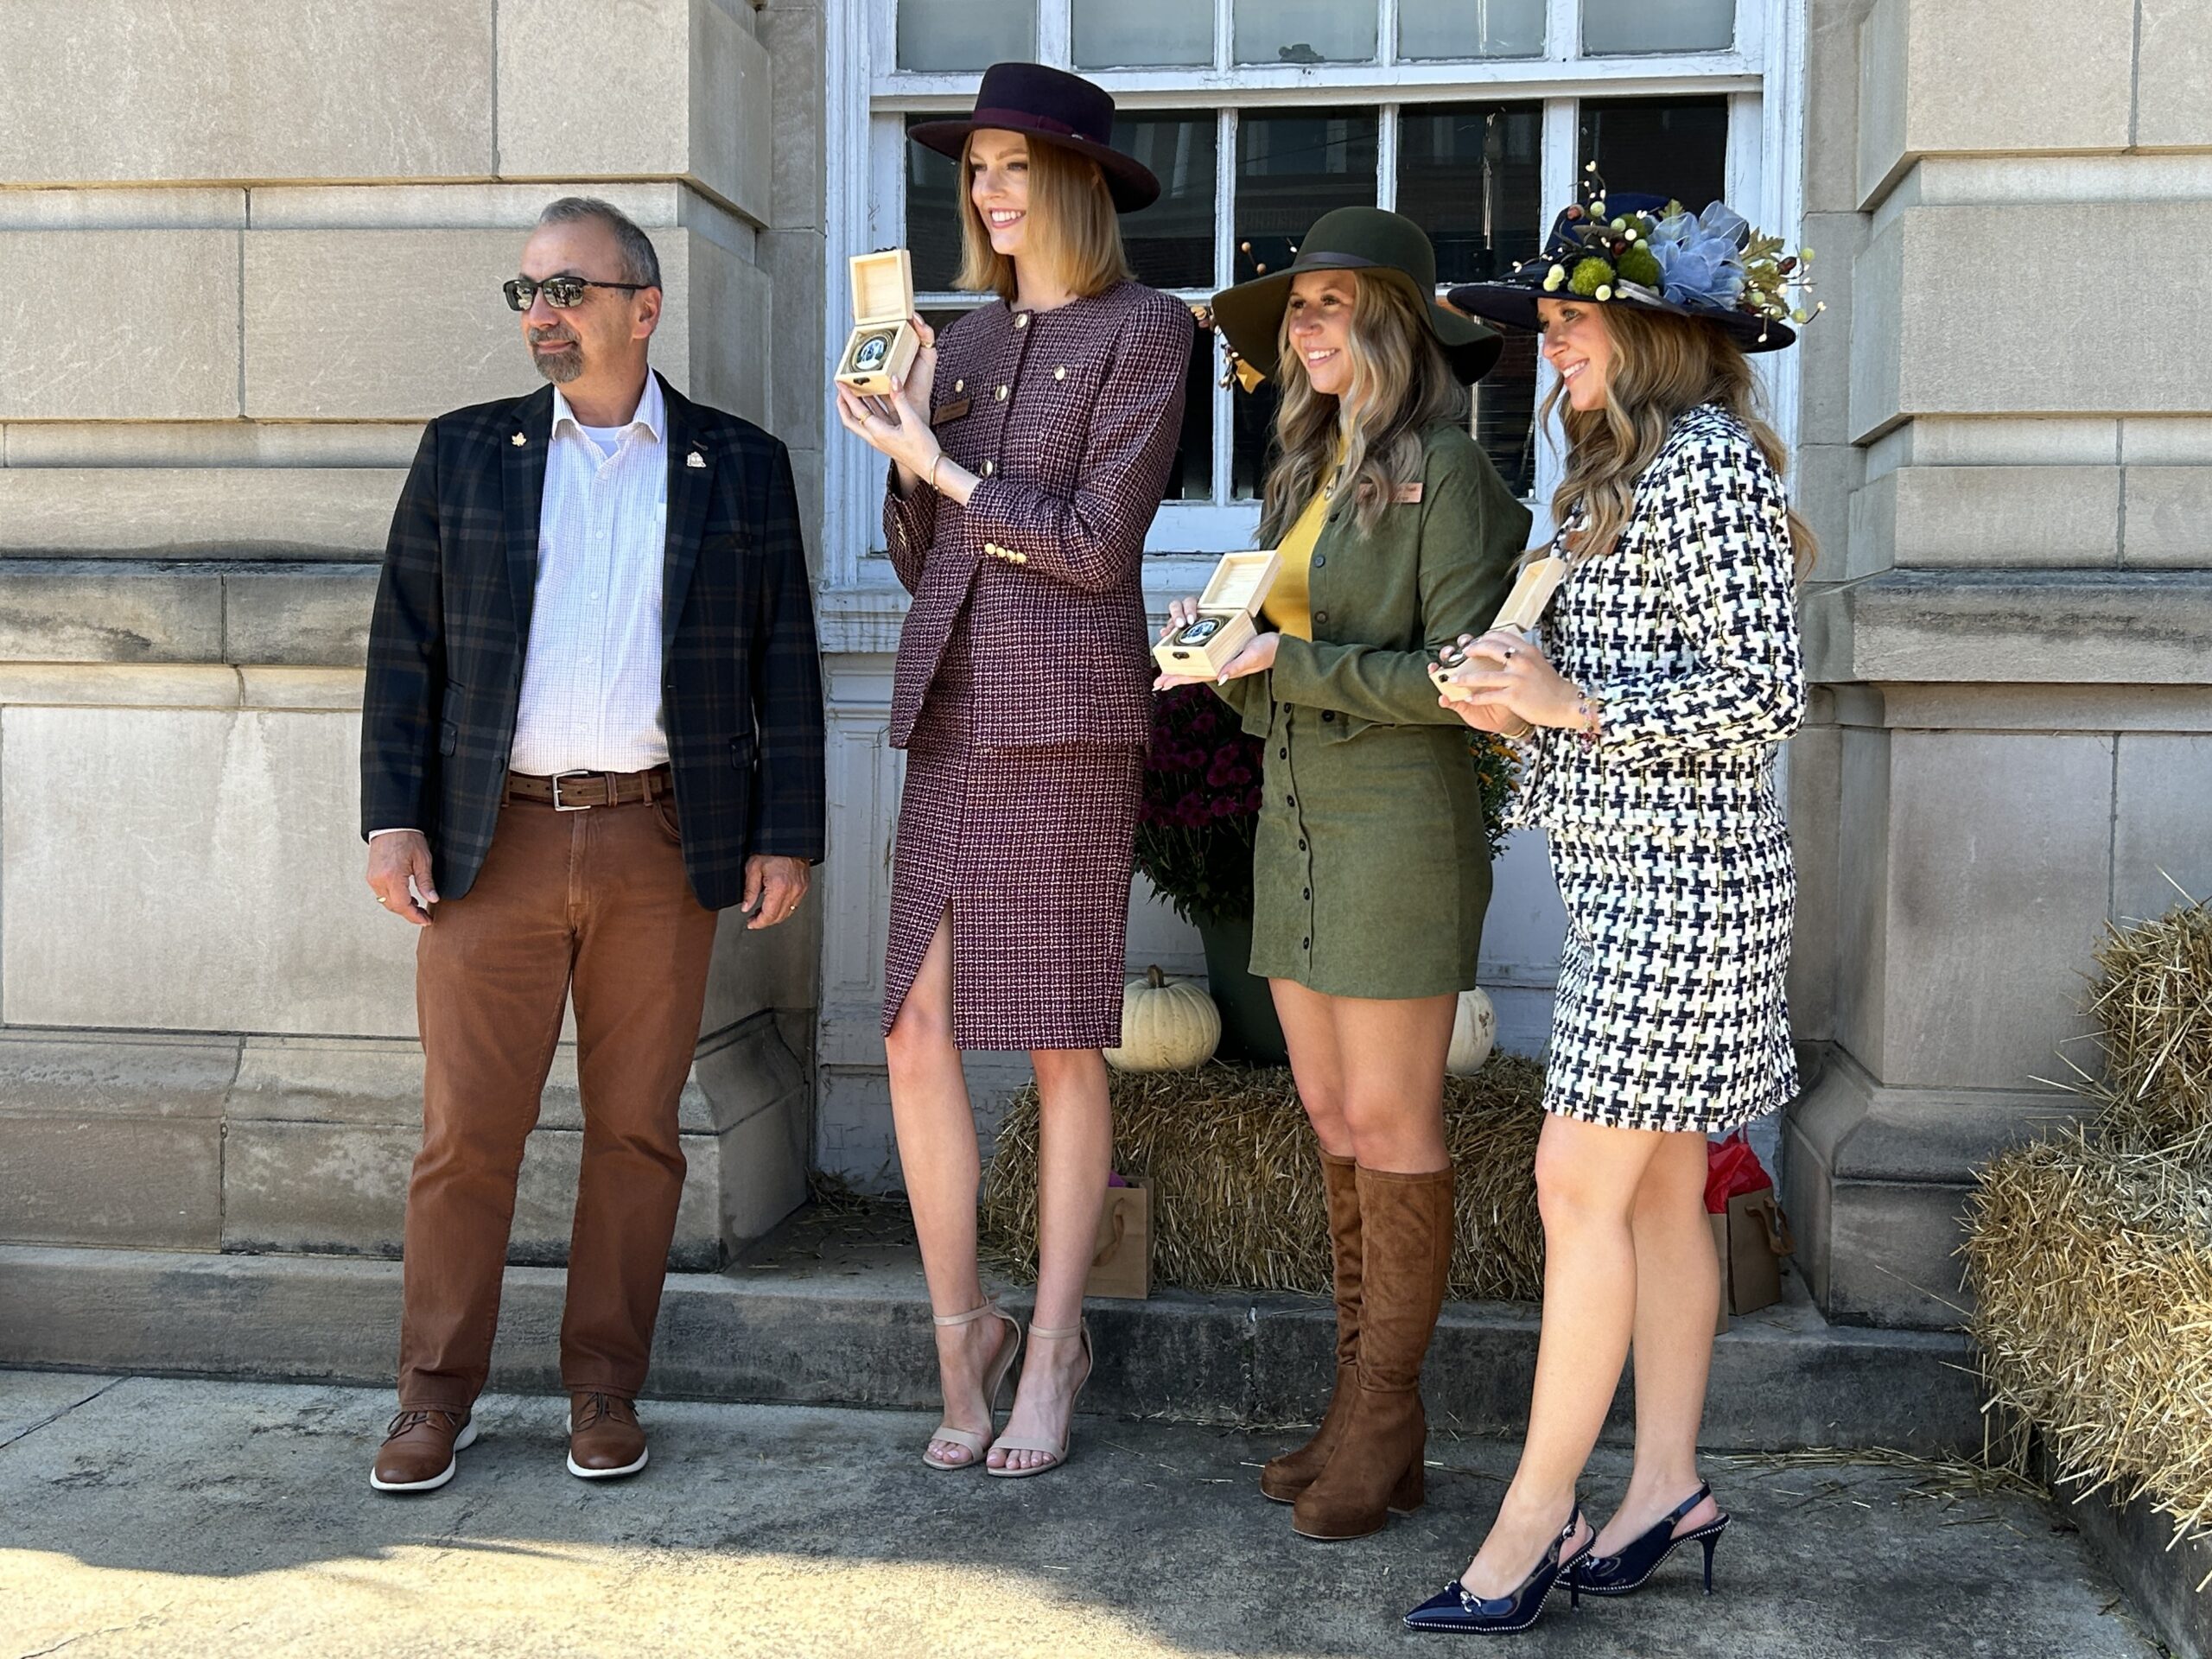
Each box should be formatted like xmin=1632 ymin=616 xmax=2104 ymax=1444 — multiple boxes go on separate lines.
xmin=880 ymin=283 xmax=1193 ymax=754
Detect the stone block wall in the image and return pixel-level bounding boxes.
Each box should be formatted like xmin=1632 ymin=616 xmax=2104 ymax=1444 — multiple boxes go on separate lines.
xmin=1786 ymin=0 xmax=2212 ymax=1325
xmin=0 ymin=0 xmax=826 ymax=1268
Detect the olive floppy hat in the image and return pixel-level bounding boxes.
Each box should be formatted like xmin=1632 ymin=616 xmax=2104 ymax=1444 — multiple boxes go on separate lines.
xmin=1209 ymin=207 xmax=1503 ymax=385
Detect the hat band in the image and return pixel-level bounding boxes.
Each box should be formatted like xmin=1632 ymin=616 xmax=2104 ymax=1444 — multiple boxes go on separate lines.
xmin=1294 ymin=251 xmax=1381 ymax=272
xmin=968 ymin=106 xmax=1107 ymax=147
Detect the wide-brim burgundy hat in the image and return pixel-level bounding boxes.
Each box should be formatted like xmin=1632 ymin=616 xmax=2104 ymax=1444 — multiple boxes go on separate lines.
xmin=907 ymin=62 xmax=1160 ymax=213
xmin=1446 ymin=192 xmax=1798 ymax=353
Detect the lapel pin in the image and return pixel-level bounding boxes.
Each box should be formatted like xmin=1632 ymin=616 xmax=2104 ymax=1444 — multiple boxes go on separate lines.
xmin=686 ymin=450 xmax=706 ymax=468
xmin=512 ymin=432 xmax=526 ymax=447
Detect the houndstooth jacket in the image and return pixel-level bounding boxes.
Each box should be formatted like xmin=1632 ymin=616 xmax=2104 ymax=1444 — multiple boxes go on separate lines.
xmin=884 ymin=281 xmax=1192 ymax=753
xmin=1511 ymin=403 xmax=1806 ymax=839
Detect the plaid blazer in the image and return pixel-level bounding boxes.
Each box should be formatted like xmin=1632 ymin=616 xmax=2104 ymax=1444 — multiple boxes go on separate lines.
xmin=884 ymin=281 xmax=1191 ymax=751
xmin=360 ymin=374 xmax=825 ymax=910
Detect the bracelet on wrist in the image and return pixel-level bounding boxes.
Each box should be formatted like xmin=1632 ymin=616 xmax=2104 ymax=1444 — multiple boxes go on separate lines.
xmin=1573 ymin=691 xmax=1605 ymax=748
xmin=927 ymin=453 xmax=948 ymax=493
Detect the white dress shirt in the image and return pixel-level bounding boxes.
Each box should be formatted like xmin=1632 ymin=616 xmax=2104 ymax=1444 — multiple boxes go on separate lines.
xmin=369 ymin=375 xmax=671 ymax=840
xmin=509 ymin=375 xmax=671 ymax=776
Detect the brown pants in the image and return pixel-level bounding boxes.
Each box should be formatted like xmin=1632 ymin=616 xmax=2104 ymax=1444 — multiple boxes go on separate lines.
xmin=397 ymin=793 xmax=718 ymax=1411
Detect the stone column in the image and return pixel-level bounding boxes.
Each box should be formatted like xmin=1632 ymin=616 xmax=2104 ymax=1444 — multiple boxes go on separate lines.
xmin=0 ymin=0 xmax=821 ymax=1267
xmin=1785 ymin=0 xmax=2212 ymax=1325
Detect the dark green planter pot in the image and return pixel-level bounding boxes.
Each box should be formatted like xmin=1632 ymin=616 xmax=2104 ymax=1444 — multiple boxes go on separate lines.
xmin=1195 ymin=911 xmax=1288 ymax=1065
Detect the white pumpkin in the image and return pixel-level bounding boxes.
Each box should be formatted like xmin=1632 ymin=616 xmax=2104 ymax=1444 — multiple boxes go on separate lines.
xmin=1105 ymin=966 xmax=1222 ymax=1073
xmin=1446 ymin=987 xmax=1497 ymax=1077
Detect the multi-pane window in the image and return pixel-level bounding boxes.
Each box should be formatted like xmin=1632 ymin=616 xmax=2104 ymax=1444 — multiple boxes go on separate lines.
xmin=855 ymin=0 xmax=1776 ymax=558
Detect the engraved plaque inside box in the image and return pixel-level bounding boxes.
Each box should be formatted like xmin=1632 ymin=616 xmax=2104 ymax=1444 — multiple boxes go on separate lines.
xmin=1431 ymin=554 xmax=1571 ymax=703
xmin=836 ymin=250 xmax=922 ymax=396
xmin=1154 ymin=549 xmax=1281 ymax=677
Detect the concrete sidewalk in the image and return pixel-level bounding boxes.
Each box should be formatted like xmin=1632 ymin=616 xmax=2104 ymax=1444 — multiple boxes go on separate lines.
xmin=0 ymin=1370 xmax=2160 ymax=1659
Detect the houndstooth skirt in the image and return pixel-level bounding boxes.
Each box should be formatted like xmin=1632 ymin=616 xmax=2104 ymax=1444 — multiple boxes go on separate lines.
xmin=1541 ymin=823 xmax=1798 ymax=1135
xmin=882 ymin=621 xmax=1143 ymax=1052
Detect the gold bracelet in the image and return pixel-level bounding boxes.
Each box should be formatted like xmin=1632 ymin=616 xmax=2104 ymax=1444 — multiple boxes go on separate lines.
xmin=928 ymin=453 xmax=950 ymax=494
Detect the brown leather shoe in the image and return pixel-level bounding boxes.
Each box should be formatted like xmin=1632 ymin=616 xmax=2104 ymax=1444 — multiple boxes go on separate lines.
xmin=1262 ymin=1149 xmax=1362 ymax=1504
xmin=567 ymin=1391 xmax=648 ymax=1479
xmin=370 ymin=1408 xmax=476 ymax=1493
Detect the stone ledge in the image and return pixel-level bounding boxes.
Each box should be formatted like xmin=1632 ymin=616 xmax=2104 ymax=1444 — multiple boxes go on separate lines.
xmin=1777 ymin=1052 xmax=2089 ymax=1330
xmin=2037 ymin=1439 xmax=2212 ymax=1659
xmin=0 ymin=561 xmax=375 ymax=666
xmin=1791 ymin=1053 xmax=2088 ymax=1185
xmin=1804 ymin=569 xmax=2212 ymax=685
xmin=0 ymin=1233 xmax=1985 ymax=1454
xmin=0 ymin=469 xmax=404 ymax=560
xmin=1825 ymin=683 xmax=2212 ymax=733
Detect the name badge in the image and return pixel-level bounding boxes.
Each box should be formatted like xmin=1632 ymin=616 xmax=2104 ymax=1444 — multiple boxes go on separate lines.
xmin=1392 ymin=481 xmax=1424 ymax=504
xmin=931 ymin=397 xmax=972 ymax=427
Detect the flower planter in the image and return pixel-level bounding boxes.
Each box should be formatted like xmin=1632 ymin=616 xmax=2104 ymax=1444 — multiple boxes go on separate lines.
xmin=1196 ymin=910 xmax=1287 ymax=1065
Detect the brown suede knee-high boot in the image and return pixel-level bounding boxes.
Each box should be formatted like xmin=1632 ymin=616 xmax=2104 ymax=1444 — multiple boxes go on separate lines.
xmin=1290 ymin=1163 xmax=1454 ymax=1541
xmin=1261 ymin=1149 xmax=1362 ymax=1503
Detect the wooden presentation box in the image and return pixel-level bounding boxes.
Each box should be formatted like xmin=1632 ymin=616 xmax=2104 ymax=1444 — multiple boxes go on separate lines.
xmin=836 ymin=249 xmax=922 ymax=397
xmin=1153 ymin=549 xmax=1281 ymax=677
xmin=1431 ymin=553 xmax=1570 ymax=703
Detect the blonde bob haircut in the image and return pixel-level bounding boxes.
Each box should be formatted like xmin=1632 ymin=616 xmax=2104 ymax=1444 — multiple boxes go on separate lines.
xmin=954 ymin=130 xmax=1133 ymax=304
xmin=1542 ymin=303 xmax=1819 ymax=583
xmin=1259 ymin=270 xmax=1465 ymax=545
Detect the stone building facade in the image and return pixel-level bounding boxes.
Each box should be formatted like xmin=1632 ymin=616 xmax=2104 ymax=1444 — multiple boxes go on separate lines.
xmin=0 ymin=0 xmax=2205 ymax=1335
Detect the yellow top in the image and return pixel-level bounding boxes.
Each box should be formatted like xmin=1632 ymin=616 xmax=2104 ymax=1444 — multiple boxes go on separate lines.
xmin=1262 ymin=448 xmax=1345 ymax=642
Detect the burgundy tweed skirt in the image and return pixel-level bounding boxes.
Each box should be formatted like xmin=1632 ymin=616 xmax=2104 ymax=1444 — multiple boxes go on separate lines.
xmin=882 ymin=632 xmax=1142 ymax=1052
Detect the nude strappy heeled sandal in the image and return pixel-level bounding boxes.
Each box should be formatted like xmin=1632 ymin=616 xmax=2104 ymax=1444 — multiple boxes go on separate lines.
xmin=985 ymin=1319 xmax=1093 ymax=1479
xmin=922 ymin=1300 xmax=1022 ymax=1471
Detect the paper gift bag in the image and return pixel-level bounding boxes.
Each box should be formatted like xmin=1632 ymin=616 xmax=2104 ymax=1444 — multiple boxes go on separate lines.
xmin=1706 ymin=1133 xmax=1795 ymax=1323
xmin=1724 ymin=1188 xmax=1793 ymax=1316
xmin=1086 ymin=1178 xmax=1151 ymax=1300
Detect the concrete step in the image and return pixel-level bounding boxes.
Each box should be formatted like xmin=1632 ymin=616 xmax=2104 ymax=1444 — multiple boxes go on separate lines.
xmin=0 ymin=1204 xmax=1983 ymax=1455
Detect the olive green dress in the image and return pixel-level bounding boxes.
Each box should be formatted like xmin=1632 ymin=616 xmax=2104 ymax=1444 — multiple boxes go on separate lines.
xmin=1217 ymin=420 xmax=1528 ymax=999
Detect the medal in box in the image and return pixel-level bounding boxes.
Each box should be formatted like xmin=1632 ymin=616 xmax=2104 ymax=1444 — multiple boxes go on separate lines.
xmin=1154 ymin=549 xmax=1281 ymax=677
xmin=836 ymin=249 xmax=922 ymax=396
xmin=1430 ymin=554 xmax=1570 ymax=703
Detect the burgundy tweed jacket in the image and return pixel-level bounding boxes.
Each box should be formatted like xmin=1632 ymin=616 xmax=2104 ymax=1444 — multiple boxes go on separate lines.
xmin=885 ymin=280 xmax=1192 ymax=752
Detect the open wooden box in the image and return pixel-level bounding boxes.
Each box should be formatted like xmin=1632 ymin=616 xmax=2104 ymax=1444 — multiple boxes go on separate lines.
xmin=1153 ymin=549 xmax=1281 ymax=677
xmin=836 ymin=249 xmax=921 ymax=396
xmin=1432 ymin=553 xmax=1570 ymax=703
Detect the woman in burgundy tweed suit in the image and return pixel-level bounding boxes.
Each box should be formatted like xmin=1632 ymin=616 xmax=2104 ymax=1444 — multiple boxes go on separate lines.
xmin=835 ymin=63 xmax=1190 ymax=1478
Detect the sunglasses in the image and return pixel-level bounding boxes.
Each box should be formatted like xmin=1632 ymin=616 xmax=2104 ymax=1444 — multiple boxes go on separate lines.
xmin=502 ymin=276 xmax=652 ymax=312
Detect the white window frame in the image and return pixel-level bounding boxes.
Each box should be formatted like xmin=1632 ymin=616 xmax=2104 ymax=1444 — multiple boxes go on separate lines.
xmin=821 ymin=0 xmax=1806 ymax=618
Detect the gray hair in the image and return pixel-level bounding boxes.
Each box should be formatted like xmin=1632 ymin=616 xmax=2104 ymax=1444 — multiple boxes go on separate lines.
xmin=535 ymin=196 xmax=662 ymax=289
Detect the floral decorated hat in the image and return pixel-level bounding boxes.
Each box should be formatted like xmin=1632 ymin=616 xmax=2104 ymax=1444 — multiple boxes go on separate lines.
xmin=1445 ymin=176 xmax=1819 ymax=353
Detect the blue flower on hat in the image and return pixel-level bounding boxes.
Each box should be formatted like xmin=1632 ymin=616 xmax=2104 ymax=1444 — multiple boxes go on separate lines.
xmin=1648 ymin=201 xmax=1750 ymax=309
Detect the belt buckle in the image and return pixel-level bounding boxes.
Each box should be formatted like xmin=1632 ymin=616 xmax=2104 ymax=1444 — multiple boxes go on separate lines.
xmin=550 ymin=770 xmax=597 ymax=811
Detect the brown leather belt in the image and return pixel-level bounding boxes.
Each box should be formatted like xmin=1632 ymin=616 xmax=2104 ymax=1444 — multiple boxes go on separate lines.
xmin=505 ymin=766 xmax=671 ymax=810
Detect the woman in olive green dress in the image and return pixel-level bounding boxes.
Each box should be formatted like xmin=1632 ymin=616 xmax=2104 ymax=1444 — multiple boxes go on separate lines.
xmin=1157 ymin=208 xmax=1529 ymax=1543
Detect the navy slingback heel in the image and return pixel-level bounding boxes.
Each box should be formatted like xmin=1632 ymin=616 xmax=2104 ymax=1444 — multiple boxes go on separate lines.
xmin=1572 ymin=1484 xmax=1731 ymax=1598
xmin=1402 ymin=1506 xmax=1593 ymax=1636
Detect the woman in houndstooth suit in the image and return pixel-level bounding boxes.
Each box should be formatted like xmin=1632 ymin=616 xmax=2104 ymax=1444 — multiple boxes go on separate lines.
xmin=835 ymin=63 xmax=1190 ymax=1481
xmin=1399 ymin=193 xmax=1815 ymax=1636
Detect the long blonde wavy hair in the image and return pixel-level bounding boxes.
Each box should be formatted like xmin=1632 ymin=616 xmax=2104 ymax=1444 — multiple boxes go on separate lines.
xmin=1542 ymin=305 xmax=1817 ymax=582
xmin=1258 ymin=271 xmax=1465 ymax=544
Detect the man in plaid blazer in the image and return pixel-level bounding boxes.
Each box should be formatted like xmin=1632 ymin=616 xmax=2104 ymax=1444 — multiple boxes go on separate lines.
xmin=359 ymin=198 xmax=823 ymax=1495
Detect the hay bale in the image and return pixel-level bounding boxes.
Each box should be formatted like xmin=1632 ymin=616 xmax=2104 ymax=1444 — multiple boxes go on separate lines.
xmin=1962 ymin=1130 xmax=2212 ymax=1573
xmin=979 ymin=1056 xmax=1546 ymax=1301
xmin=2088 ymin=895 xmax=2212 ymax=1156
